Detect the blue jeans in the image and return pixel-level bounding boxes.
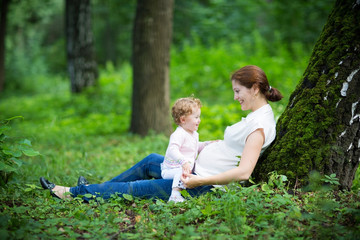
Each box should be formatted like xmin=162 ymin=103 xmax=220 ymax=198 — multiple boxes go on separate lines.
xmin=69 ymin=153 xmax=213 ymax=201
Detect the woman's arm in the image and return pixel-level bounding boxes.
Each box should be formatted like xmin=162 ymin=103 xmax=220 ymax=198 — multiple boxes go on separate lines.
xmin=182 ymin=129 xmax=264 ymax=188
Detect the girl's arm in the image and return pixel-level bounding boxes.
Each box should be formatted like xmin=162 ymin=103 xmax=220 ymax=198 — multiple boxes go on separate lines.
xmin=198 ymin=140 xmax=220 ymax=153
xmin=182 ymin=129 xmax=264 ymax=188
xmin=167 ymin=132 xmax=193 ymax=165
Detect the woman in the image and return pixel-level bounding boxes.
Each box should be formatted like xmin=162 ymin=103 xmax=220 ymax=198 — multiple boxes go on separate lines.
xmin=40 ymin=65 xmax=283 ymax=201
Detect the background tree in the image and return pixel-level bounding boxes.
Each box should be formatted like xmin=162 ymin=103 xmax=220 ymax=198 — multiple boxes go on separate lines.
xmin=66 ymin=0 xmax=98 ymax=93
xmin=130 ymin=0 xmax=174 ymax=136
xmin=254 ymin=0 xmax=360 ymax=190
xmin=0 ymin=0 xmax=11 ymax=92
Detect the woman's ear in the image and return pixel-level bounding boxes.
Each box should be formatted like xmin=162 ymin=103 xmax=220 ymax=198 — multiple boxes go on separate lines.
xmin=252 ymin=84 xmax=260 ymax=95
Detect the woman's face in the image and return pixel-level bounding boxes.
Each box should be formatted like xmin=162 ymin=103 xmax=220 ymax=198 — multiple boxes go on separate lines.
xmin=232 ymin=80 xmax=256 ymax=111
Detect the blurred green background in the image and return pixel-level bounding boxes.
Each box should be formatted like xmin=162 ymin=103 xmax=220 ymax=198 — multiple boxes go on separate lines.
xmin=3 ymin=0 xmax=333 ymax=94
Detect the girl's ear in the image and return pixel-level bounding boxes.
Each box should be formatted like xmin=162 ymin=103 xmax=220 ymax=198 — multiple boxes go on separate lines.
xmin=179 ymin=115 xmax=186 ymax=124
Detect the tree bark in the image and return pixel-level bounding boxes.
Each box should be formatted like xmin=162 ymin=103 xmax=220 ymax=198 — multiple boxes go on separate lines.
xmin=130 ymin=0 xmax=174 ymax=136
xmin=0 ymin=0 xmax=10 ymax=92
xmin=66 ymin=0 xmax=98 ymax=93
xmin=253 ymin=0 xmax=360 ymax=190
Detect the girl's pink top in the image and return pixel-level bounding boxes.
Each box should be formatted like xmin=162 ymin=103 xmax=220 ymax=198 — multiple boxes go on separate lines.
xmin=161 ymin=126 xmax=207 ymax=170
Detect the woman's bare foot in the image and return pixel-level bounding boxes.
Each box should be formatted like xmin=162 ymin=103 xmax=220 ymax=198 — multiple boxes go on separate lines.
xmin=52 ymin=185 xmax=71 ymax=199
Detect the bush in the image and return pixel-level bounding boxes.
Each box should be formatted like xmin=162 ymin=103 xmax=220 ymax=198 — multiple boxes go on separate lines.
xmin=0 ymin=117 xmax=40 ymax=186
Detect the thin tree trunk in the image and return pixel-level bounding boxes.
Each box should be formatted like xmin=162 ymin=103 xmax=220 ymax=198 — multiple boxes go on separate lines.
xmin=66 ymin=0 xmax=98 ymax=93
xmin=130 ymin=0 xmax=174 ymax=136
xmin=0 ymin=0 xmax=10 ymax=92
xmin=254 ymin=0 xmax=360 ymax=190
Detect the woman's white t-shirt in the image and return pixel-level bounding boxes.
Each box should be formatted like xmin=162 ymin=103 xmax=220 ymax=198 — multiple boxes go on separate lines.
xmin=194 ymin=104 xmax=276 ymax=179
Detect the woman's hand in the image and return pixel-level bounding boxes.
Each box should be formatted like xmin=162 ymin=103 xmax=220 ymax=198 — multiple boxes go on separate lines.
xmin=181 ymin=173 xmax=203 ymax=189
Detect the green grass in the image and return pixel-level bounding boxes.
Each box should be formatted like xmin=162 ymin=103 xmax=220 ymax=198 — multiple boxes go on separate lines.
xmin=1 ymin=42 xmax=359 ymax=239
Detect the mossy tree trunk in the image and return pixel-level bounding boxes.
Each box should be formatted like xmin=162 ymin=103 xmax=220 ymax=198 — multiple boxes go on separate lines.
xmin=66 ymin=0 xmax=98 ymax=93
xmin=130 ymin=0 xmax=173 ymax=136
xmin=253 ymin=0 xmax=360 ymax=190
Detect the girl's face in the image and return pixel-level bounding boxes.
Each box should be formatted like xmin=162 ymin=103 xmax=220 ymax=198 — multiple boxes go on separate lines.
xmin=180 ymin=107 xmax=201 ymax=134
xmin=232 ymin=80 xmax=257 ymax=111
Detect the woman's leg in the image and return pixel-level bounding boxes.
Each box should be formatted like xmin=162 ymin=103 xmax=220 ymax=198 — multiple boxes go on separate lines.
xmin=69 ymin=178 xmax=214 ymax=202
xmin=70 ymin=178 xmax=173 ymax=201
xmin=106 ymin=153 xmax=164 ymax=183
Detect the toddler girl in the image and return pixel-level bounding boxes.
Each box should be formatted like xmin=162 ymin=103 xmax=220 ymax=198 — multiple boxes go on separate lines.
xmin=161 ymin=97 xmax=210 ymax=202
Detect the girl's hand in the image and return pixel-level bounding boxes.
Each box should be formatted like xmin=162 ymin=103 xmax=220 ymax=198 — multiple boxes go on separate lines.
xmin=208 ymin=140 xmax=220 ymax=144
xmin=181 ymin=173 xmax=203 ymax=189
xmin=182 ymin=162 xmax=192 ymax=175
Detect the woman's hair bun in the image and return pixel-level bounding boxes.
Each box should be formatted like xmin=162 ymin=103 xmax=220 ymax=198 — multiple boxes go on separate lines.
xmin=265 ymin=86 xmax=283 ymax=102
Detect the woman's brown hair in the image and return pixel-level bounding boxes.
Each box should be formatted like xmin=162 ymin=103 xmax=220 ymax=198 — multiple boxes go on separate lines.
xmin=231 ymin=65 xmax=283 ymax=102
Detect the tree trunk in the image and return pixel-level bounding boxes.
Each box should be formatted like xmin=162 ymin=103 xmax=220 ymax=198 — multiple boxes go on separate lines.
xmin=66 ymin=0 xmax=98 ymax=93
xmin=130 ymin=0 xmax=174 ymax=136
xmin=253 ymin=0 xmax=360 ymax=190
xmin=0 ymin=0 xmax=10 ymax=92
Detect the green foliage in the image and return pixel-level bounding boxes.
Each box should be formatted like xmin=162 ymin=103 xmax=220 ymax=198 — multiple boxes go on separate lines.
xmin=353 ymin=169 xmax=360 ymax=192
xmin=261 ymin=171 xmax=288 ymax=194
xmin=4 ymin=0 xmax=334 ymax=93
xmin=170 ymin=34 xmax=308 ymax=106
xmin=92 ymin=0 xmax=136 ymax=65
xmin=172 ymin=0 xmax=335 ymax=50
xmin=0 ymin=171 xmax=359 ymax=239
xmin=5 ymin=0 xmax=60 ymax=91
xmin=321 ymin=173 xmax=340 ymax=186
xmin=0 ymin=117 xmax=40 ymax=186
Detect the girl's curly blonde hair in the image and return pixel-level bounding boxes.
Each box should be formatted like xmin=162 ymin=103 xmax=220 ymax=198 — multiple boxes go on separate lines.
xmin=171 ymin=97 xmax=202 ymax=125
